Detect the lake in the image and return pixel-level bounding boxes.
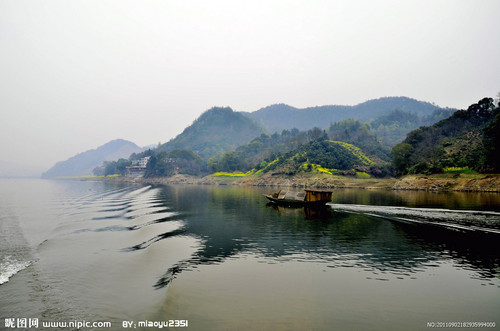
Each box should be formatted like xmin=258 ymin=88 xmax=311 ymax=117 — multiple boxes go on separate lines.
xmin=1 ymin=178 xmax=499 ymax=330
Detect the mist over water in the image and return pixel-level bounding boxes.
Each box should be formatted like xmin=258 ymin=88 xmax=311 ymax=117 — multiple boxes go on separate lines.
xmin=1 ymin=179 xmax=499 ymax=330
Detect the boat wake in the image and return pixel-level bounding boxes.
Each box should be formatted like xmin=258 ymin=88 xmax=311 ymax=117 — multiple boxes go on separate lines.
xmin=0 ymin=256 xmax=31 ymax=285
xmin=328 ymin=204 xmax=500 ymax=235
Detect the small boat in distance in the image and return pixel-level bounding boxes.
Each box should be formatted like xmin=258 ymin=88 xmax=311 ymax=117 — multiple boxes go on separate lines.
xmin=264 ymin=189 xmax=333 ymax=206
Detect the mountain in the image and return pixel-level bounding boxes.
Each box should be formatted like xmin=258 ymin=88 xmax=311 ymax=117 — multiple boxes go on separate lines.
xmin=323 ymin=108 xmax=456 ymax=160
xmin=369 ymin=108 xmax=456 ymax=147
xmin=42 ymin=139 xmax=144 ymax=178
xmin=203 ymin=124 xmax=394 ymax=178
xmin=391 ymin=97 xmax=499 ymax=175
xmin=243 ymin=97 xmax=454 ymax=133
xmin=158 ymin=107 xmax=263 ymax=159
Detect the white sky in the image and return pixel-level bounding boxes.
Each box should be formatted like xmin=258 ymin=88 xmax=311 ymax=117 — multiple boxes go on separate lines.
xmin=1 ymin=0 xmax=499 ymax=171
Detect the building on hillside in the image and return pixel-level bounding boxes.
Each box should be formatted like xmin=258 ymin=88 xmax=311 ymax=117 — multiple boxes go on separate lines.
xmin=126 ymin=156 xmax=150 ymax=177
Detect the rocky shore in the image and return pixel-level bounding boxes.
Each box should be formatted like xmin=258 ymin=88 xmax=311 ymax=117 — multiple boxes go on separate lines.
xmin=393 ymin=174 xmax=500 ymax=192
xmin=103 ymin=173 xmax=500 ymax=192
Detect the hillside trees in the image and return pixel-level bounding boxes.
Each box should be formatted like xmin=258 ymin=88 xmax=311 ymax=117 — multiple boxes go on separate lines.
xmin=390 ymin=143 xmax=414 ymax=176
xmin=391 ymin=97 xmax=499 ymax=175
xmin=483 ymin=111 xmax=500 ymax=172
xmin=92 ymin=158 xmax=132 ymax=176
xmin=244 ymin=97 xmax=454 ymax=133
xmin=211 ymin=127 xmax=327 ymax=173
xmin=326 ymin=119 xmax=391 ymax=162
xmin=157 ymin=107 xmax=263 ymax=160
xmin=140 ymin=124 xmax=392 ymax=177
xmin=144 ymin=149 xmax=206 ymax=177
xmin=368 ymin=109 xmax=454 ymax=147
xmin=258 ymin=137 xmax=381 ymax=176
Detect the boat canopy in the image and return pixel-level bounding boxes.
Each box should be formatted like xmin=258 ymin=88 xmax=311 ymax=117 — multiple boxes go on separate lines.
xmin=280 ymin=191 xmax=306 ymax=201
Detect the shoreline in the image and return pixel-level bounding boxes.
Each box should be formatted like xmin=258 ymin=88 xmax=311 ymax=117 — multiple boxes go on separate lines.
xmin=92 ymin=173 xmax=500 ymax=193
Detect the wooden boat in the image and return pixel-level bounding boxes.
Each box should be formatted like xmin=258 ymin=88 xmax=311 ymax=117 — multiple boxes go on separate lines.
xmin=264 ymin=189 xmax=333 ymax=206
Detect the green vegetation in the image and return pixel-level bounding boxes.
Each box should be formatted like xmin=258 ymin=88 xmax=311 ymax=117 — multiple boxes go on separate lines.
xmin=95 ymin=126 xmax=391 ymax=179
xmin=326 ymin=120 xmax=390 ymax=162
xmin=157 ymin=107 xmax=263 ymax=160
xmin=483 ymin=109 xmax=500 ymax=172
xmin=390 ymin=143 xmax=414 ymax=176
xmin=95 ymin=158 xmax=132 ymax=176
xmin=144 ymin=149 xmax=205 ymax=177
xmin=89 ymin=96 xmax=498 ymax=181
xmin=298 ymin=163 xmax=339 ymax=175
xmin=255 ymin=158 xmax=279 ymax=174
xmin=443 ymin=167 xmax=477 ymax=174
xmin=323 ymin=108 xmax=454 ymax=166
xmin=391 ymin=97 xmax=500 ymax=175
xmin=356 ymin=171 xmax=371 ymax=179
xmin=369 ymin=109 xmax=455 ymax=147
xmin=329 ymin=141 xmax=374 ymax=166
xmin=245 ymin=97 xmax=454 ymax=133
xmin=207 ymin=127 xmax=326 ymax=173
xmin=211 ymin=171 xmax=250 ymax=177
xmin=208 ymin=138 xmax=380 ymax=178
xmin=250 ymin=138 xmax=385 ymax=177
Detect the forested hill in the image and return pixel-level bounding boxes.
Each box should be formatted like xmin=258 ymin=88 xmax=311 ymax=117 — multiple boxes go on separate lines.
xmin=391 ymin=97 xmax=500 ymax=175
xmin=42 ymin=139 xmax=143 ymax=178
xmin=243 ymin=97 xmax=454 ymax=133
xmin=157 ymin=107 xmax=263 ymax=160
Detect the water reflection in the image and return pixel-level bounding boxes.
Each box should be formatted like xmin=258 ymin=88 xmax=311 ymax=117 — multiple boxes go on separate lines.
xmin=333 ymin=188 xmax=500 ymax=211
xmin=266 ymin=203 xmax=334 ymax=219
xmin=144 ymin=185 xmax=500 ymax=289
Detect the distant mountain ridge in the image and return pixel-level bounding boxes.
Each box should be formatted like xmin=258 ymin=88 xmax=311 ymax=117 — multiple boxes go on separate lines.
xmin=154 ymin=97 xmax=454 ymax=163
xmin=50 ymin=96 xmax=462 ymax=179
xmin=42 ymin=139 xmax=143 ymax=178
xmin=243 ymin=97 xmax=454 ymax=133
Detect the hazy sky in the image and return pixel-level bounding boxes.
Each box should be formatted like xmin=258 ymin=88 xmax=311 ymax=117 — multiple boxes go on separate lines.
xmin=1 ymin=0 xmax=499 ymax=172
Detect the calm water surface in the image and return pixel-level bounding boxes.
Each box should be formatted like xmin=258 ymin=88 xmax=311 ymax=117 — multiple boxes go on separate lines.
xmin=1 ymin=179 xmax=499 ymax=330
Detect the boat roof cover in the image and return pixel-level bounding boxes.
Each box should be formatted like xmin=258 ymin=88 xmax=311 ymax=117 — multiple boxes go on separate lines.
xmin=284 ymin=191 xmax=306 ymax=201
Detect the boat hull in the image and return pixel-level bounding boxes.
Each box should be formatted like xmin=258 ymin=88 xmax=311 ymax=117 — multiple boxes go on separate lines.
xmin=264 ymin=195 xmax=330 ymax=206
